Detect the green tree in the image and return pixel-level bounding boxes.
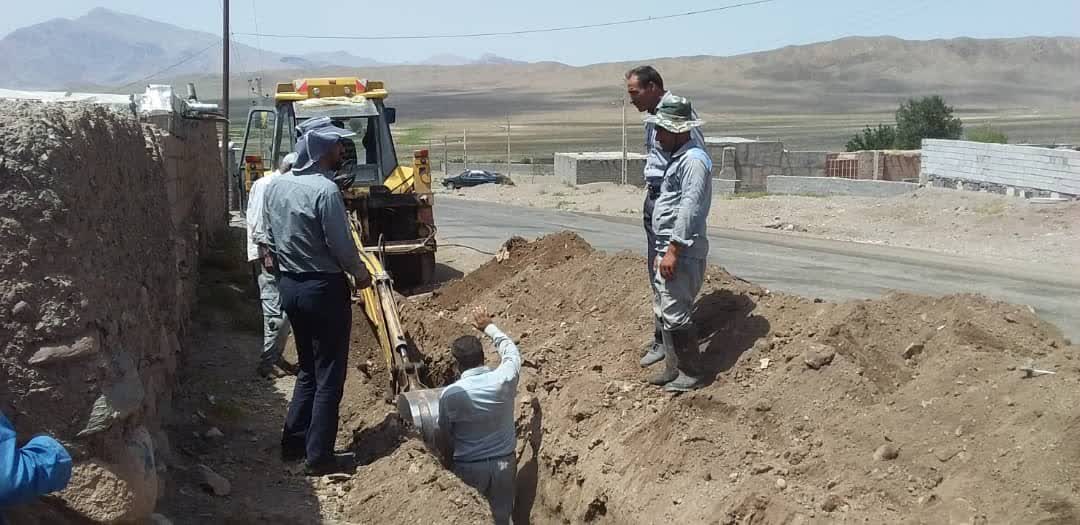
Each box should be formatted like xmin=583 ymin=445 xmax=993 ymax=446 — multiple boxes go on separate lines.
xmin=845 ymin=124 xmax=897 ymax=151
xmin=894 ymin=95 xmax=963 ymax=149
xmin=965 ymin=124 xmax=1008 ymax=144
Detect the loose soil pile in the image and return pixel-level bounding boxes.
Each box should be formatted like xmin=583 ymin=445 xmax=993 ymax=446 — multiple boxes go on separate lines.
xmin=158 ymin=231 xmax=1077 ymax=524
xmin=383 ymin=232 xmax=1076 ymax=524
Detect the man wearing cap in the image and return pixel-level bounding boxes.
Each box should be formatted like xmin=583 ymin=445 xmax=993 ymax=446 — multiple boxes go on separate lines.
xmin=247 ymin=152 xmax=298 ymax=378
xmin=625 ymin=65 xmax=705 ymax=370
xmin=259 ymin=117 xmax=372 ymax=475
xmin=438 ymin=305 xmax=522 ymax=525
xmin=644 ymin=95 xmax=712 ymax=392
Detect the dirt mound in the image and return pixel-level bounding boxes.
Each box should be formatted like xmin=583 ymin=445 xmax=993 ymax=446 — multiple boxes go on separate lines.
xmin=0 ymin=101 xmax=224 ymax=523
xmin=340 ymin=441 xmax=492 ymax=524
xmin=389 ymin=232 xmax=1075 ymax=524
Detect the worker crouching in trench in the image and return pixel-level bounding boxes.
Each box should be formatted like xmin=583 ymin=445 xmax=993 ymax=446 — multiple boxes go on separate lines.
xmin=401 ymin=306 xmax=522 ymax=525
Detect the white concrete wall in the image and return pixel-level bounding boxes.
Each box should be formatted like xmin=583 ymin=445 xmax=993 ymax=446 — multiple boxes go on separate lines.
xmin=767 ymin=176 xmax=919 ymax=197
xmin=922 ymin=139 xmax=1080 ymax=195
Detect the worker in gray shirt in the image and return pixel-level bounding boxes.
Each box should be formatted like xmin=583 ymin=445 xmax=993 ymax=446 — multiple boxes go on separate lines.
xmin=259 ymin=117 xmax=372 ymax=475
xmin=439 ymin=306 xmax=522 ymax=525
xmin=645 ymin=95 xmax=712 ymax=392
xmin=625 ymin=65 xmax=705 ymax=369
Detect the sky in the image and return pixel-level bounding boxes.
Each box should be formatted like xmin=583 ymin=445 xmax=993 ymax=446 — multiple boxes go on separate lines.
xmin=3 ymin=0 xmax=1080 ymax=65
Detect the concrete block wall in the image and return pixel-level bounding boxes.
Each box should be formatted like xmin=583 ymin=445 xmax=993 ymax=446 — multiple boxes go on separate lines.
xmin=704 ymin=139 xmax=784 ymax=192
xmin=767 ymin=176 xmax=919 ymax=197
xmin=555 ymin=152 xmax=647 ymax=187
xmin=783 ymin=151 xmax=828 ymax=178
xmin=922 ymin=139 xmax=1080 ymax=196
xmin=879 ymin=152 xmax=921 ymax=182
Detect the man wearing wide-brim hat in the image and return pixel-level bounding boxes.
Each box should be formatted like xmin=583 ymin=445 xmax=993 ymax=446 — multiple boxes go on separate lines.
xmin=644 ymin=95 xmax=713 ymax=392
xmin=259 ymin=116 xmax=372 ymax=474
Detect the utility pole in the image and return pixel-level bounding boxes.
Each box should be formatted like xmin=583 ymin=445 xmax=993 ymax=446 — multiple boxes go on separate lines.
xmin=443 ymin=135 xmax=448 ymax=176
xmin=505 ymin=114 xmax=511 ymax=178
xmin=463 ymin=128 xmax=468 ymax=169
xmin=221 ymin=0 xmax=231 ymax=208
xmin=621 ymin=96 xmax=628 ymax=185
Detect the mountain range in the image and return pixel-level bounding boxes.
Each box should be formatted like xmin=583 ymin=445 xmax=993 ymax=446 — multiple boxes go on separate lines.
xmin=0 ymin=8 xmax=524 ymax=89
xmin=1 ymin=7 xmax=1079 ymax=120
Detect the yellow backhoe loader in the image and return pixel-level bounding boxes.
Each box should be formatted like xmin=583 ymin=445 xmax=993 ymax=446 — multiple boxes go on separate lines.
xmin=237 ymin=77 xmax=434 ymax=399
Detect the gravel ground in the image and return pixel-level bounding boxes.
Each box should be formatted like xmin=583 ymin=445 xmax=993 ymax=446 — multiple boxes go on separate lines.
xmin=436 ymin=180 xmax=1080 ymax=266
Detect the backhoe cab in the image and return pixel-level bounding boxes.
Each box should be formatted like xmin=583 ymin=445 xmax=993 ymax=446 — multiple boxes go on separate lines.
xmin=238 ymin=77 xmax=437 ymax=288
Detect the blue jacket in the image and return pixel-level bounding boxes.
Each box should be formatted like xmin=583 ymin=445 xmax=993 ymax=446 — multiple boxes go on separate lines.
xmin=1 ymin=412 xmax=72 ymax=514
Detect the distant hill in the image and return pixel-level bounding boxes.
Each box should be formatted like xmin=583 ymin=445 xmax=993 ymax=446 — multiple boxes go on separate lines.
xmin=157 ymin=35 xmax=1080 ymax=120
xmin=0 ymin=8 xmax=522 ymax=89
xmin=2 ymin=8 xmax=1078 ymax=120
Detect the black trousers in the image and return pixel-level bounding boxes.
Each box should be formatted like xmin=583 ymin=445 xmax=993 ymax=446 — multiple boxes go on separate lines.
xmin=278 ymin=272 xmax=352 ymax=465
xmin=643 ymin=183 xmax=663 ymax=345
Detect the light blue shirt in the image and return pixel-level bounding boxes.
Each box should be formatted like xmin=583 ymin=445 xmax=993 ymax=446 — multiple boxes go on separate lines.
xmin=439 ymin=324 xmax=522 ymax=463
xmin=644 ymin=91 xmax=706 ymax=185
xmin=259 ymin=170 xmax=368 ymax=283
xmin=1 ymin=412 xmax=72 ymax=511
xmin=652 ymin=142 xmax=713 ymax=260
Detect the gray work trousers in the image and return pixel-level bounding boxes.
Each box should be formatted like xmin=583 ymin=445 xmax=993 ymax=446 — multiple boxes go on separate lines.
xmin=454 ymin=455 xmax=516 ymax=525
xmin=652 ymin=255 xmax=706 ymax=331
xmin=257 ymin=266 xmax=291 ymax=367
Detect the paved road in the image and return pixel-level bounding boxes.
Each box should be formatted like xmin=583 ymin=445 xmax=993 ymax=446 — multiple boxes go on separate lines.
xmin=436 ymin=197 xmax=1080 ymax=340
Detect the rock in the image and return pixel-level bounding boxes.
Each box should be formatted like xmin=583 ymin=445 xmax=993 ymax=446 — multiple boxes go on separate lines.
xmin=1004 ymin=313 xmax=1018 ymax=324
xmin=59 ymin=430 xmax=158 ymax=524
xmin=150 ymin=514 xmax=174 ymax=525
xmin=1004 ymin=396 xmax=1015 ymax=407
xmin=11 ymin=300 xmax=35 ymax=322
xmin=729 ymin=472 xmax=739 ymax=481
xmin=752 ymin=464 xmax=773 ymax=475
xmin=198 ymin=464 xmax=231 ymax=496
xmin=775 ymin=478 xmax=788 ymax=490
xmin=753 ymin=399 xmax=773 ymax=412
xmin=874 ymin=443 xmax=900 ymax=461
xmin=205 ymin=427 xmax=224 ymax=439
xmin=78 ymin=352 xmax=145 ymax=437
xmin=803 ymin=345 xmax=836 ymax=370
xmin=902 ymin=342 xmax=925 ymax=359
xmin=28 ymin=333 xmax=100 ymax=365
xmin=821 ymin=494 xmax=844 ymax=512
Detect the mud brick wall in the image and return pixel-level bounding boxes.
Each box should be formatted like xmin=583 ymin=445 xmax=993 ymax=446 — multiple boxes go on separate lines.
xmin=0 ymin=102 xmax=225 ymax=523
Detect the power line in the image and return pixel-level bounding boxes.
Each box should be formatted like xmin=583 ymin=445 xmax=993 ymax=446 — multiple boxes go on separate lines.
xmin=232 ymin=0 xmax=777 ymax=41
xmin=120 ymin=39 xmax=222 ymax=90
xmin=249 ymin=0 xmax=267 ymax=73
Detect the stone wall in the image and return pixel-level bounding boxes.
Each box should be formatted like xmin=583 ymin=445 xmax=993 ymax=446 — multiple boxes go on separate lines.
xmin=0 ymin=102 xmax=225 ymax=523
xmin=921 ymin=139 xmax=1080 ymax=197
xmin=554 ymin=152 xmax=647 ymax=186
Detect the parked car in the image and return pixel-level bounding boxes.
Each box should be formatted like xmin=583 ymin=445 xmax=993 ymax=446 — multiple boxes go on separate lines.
xmin=442 ymin=169 xmax=501 ymax=189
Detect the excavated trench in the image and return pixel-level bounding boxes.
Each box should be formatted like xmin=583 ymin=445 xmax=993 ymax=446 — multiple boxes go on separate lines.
xmin=332 ymin=232 xmax=1080 ymax=524
xmin=4 ymin=101 xmax=1079 ymax=524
